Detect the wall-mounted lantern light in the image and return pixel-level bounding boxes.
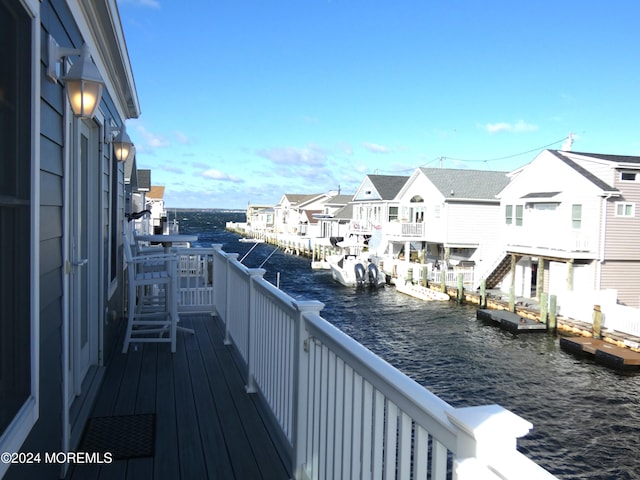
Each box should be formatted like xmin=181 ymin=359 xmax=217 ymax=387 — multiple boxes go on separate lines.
xmin=47 ymin=35 xmax=104 ymax=118
xmin=105 ymin=122 xmax=135 ymax=162
xmin=113 ymin=127 xmax=135 ymax=162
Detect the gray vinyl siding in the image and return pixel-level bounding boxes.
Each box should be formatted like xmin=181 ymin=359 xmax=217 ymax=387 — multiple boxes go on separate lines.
xmin=600 ymin=174 xmax=640 ymax=308
xmin=604 ymin=179 xmax=640 ymax=260
xmin=600 ymin=261 xmax=640 ymax=308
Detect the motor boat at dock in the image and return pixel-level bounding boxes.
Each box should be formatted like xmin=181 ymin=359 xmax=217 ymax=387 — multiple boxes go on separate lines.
xmin=327 ymin=239 xmax=385 ymax=288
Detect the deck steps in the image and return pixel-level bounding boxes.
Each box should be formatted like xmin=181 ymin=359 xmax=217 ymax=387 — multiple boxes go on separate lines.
xmin=560 ymin=336 xmax=640 ymax=370
xmin=485 ymin=254 xmax=512 ymax=289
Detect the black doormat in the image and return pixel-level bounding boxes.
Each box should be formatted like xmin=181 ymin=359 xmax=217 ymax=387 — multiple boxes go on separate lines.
xmin=79 ymin=414 xmax=156 ymax=460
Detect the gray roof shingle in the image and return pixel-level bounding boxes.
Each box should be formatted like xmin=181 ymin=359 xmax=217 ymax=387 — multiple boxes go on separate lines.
xmin=418 ymin=168 xmax=509 ymax=200
xmin=365 ymin=175 xmax=409 ymax=200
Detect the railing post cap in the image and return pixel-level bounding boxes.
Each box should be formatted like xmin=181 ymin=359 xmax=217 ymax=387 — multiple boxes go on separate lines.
xmin=293 ymin=300 xmax=325 ymax=313
xmin=447 ymin=404 xmax=533 ymax=440
xmin=247 ymin=268 xmax=266 ymax=277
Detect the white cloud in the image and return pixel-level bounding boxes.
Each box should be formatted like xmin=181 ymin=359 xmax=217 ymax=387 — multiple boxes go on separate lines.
xmin=362 ymin=142 xmax=391 ymax=154
xmin=174 ymin=131 xmax=191 ymax=144
xmin=257 ymin=146 xmax=327 ymax=166
xmin=160 ymin=165 xmax=184 ymax=174
xmin=134 ymin=125 xmax=170 ymax=148
xmin=201 ymin=169 xmax=243 ymax=183
xmin=484 ymin=120 xmax=539 ymax=134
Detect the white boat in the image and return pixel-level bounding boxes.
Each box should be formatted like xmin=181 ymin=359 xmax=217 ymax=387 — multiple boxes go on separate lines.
xmin=395 ymin=280 xmax=450 ymax=301
xmin=239 ymin=238 xmax=265 ymax=243
xmin=328 ymin=239 xmax=385 ymax=287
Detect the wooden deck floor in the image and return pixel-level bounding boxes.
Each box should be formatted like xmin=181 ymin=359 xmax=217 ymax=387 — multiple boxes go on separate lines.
xmin=68 ymin=315 xmax=290 ymax=480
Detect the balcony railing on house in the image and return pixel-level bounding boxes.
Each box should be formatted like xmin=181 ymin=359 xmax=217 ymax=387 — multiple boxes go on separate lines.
xmin=210 ymin=247 xmax=557 ymax=479
xmin=505 ymin=228 xmax=594 ymax=254
xmin=383 ymin=221 xmax=427 ymax=238
xmin=349 ymin=219 xmax=374 ymax=234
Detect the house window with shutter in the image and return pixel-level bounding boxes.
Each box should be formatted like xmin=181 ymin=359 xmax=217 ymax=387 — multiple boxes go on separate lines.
xmin=515 ymin=205 xmax=524 ymax=226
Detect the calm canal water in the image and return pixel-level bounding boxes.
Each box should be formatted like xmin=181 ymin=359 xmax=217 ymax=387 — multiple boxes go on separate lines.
xmin=175 ymin=210 xmax=640 ymax=480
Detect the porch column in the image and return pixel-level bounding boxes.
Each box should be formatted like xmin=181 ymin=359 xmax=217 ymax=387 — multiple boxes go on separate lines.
xmin=510 ymin=254 xmax=516 ymax=292
xmin=536 ymin=258 xmax=545 ymax=299
xmin=509 ymin=254 xmax=517 ymax=312
xmin=567 ymin=259 xmax=574 ymax=291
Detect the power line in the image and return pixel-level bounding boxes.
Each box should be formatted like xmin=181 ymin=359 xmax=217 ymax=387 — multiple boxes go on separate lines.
xmin=368 ymin=135 xmax=570 ymax=175
xmin=443 ymin=135 xmax=569 ymax=163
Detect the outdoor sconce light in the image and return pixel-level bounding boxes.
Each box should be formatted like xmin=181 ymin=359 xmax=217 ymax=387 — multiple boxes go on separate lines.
xmin=112 ymin=127 xmax=134 ymax=162
xmin=47 ymin=35 xmax=105 ymax=118
xmin=105 ymin=123 xmax=135 ymax=162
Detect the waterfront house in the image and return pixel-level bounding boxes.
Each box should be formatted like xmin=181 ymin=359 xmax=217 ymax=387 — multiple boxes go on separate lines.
xmin=492 ymin=149 xmax=640 ymax=308
xmin=147 ymin=185 xmax=168 ymax=233
xmin=389 ymin=168 xmax=509 ymax=282
xmin=273 ymin=192 xmax=328 ymax=236
xmin=313 ymin=193 xmax=354 ymax=239
xmin=1 ymin=0 xmax=139 ymax=477
xmin=349 ymin=174 xmax=409 ymax=253
xmin=124 ymin=154 xmax=139 ymax=218
xmin=246 ymin=204 xmax=275 ymax=233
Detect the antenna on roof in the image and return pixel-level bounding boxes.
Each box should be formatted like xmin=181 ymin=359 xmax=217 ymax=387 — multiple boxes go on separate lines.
xmin=561 ymin=132 xmax=574 ymax=152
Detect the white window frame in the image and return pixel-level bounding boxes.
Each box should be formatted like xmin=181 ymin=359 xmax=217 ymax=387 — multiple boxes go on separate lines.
xmin=515 ymin=205 xmax=524 ymax=226
xmin=505 ymin=205 xmax=513 ymax=225
xmin=615 ymin=202 xmax=635 ymax=217
xmin=0 ymin=1 xmax=40 ymax=475
xmin=571 ymin=204 xmax=582 ymax=229
xmin=620 ymin=171 xmax=638 ymax=182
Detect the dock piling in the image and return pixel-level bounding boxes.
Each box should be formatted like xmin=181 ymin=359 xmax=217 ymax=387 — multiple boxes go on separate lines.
xmin=509 ymin=285 xmax=515 ymax=313
xmin=549 ymin=295 xmax=557 ymax=331
xmin=539 ymin=292 xmax=548 ymax=324
xmin=593 ymin=305 xmax=602 ymax=339
xmin=480 ymin=279 xmax=487 ymax=308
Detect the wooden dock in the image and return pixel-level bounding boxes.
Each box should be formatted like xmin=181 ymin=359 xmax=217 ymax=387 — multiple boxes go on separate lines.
xmin=68 ymin=314 xmax=289 ymax=480
xmin=477 ymin=309 xmax=548 ymax=333
xmin=559 ymin=336 xmax=640 ymax=370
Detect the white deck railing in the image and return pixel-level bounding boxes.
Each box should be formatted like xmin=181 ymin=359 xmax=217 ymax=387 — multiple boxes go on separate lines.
xmin=211 ymin=248 xmax=557 ymax=480
xmin=173 ymin=246 xmax=217 ymax=313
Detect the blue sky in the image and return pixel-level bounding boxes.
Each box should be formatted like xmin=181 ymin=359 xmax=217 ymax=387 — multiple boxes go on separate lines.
xmin=117 ymin=0 xmax=640 ymax=209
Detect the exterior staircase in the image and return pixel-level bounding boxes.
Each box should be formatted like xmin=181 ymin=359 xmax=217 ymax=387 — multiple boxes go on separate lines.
xmin=475 ymin=252 xmax=513 ymax=289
